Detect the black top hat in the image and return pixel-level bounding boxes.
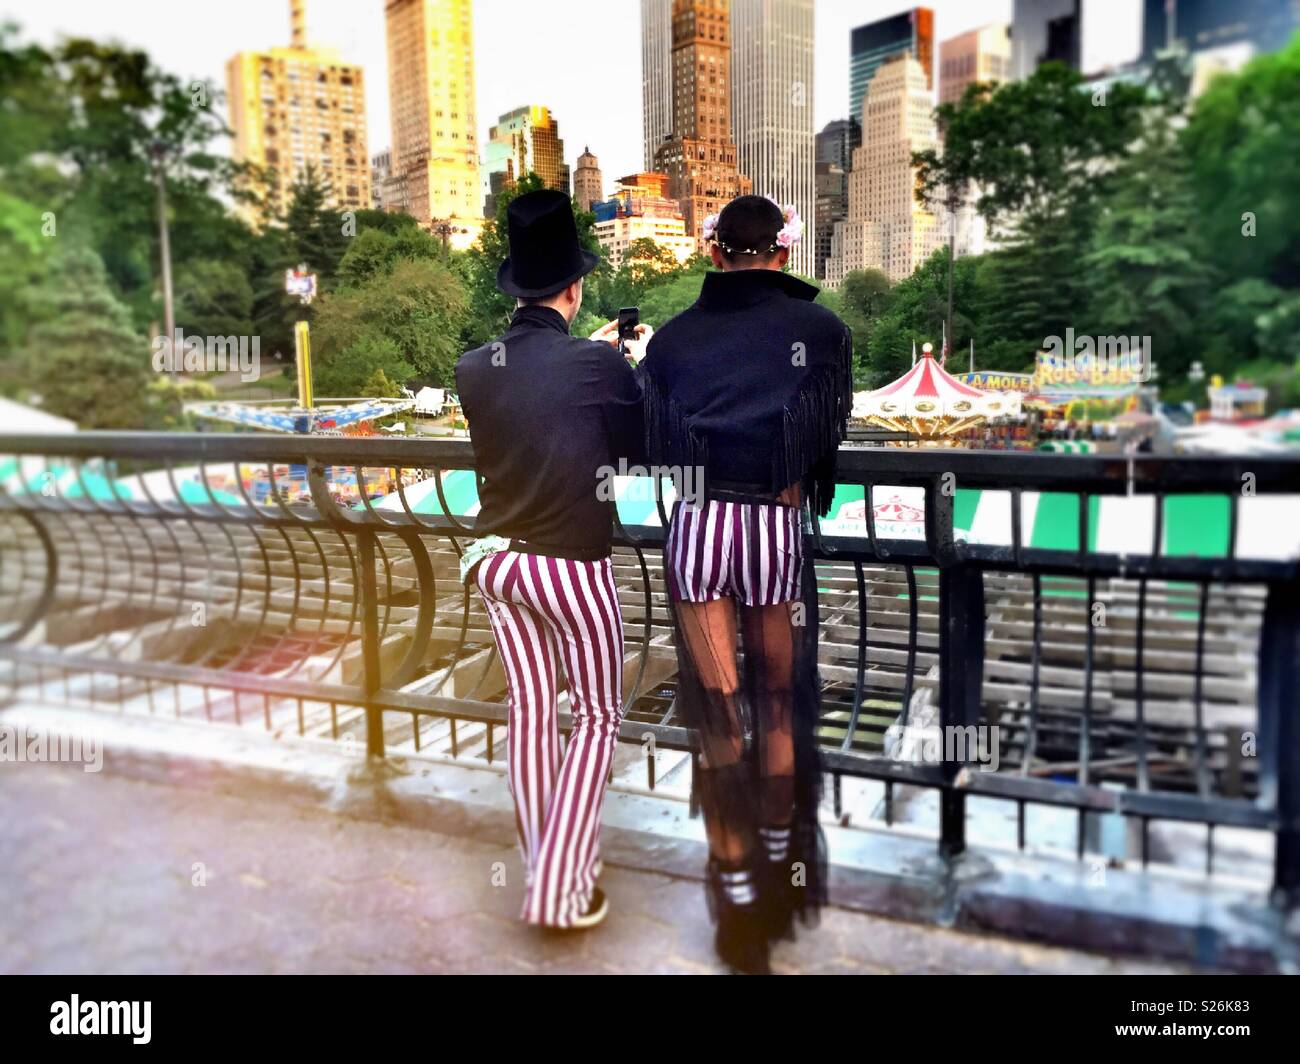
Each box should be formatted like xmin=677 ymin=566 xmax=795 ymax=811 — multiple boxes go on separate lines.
xmin=496 ymin=189 xmax=600 ymax=299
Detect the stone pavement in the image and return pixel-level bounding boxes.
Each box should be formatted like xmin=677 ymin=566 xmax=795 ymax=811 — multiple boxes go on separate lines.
xmin=0 ymin=762 xmax=1190 ymax=975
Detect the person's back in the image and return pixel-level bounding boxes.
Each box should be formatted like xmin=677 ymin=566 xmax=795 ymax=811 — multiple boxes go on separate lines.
xmin=457 ymin=306 xmax=640 ymax=557
xmin=645 ymin=269 xmax=849 ymax=503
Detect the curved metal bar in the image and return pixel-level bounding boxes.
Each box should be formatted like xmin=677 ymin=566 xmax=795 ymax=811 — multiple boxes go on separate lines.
xmin=315 ymin=527 xmax=363 ymax=681
xmin=280 ymin=522 xmax=335 ymax=677
xmin=863 ymin=482 xmax=887 ymax=560
xmin=899 ymin=564 xmax=919 ymax=725
xmin=809 ymin=504 xmax=836 ymax=557
xmin=267 ymin=458 xmax=318 ymax=528
xmin=1010 ymin=488 xmax=1024 ymax=570
xmin=432 ymin=466 xmax=477 ymax=537
xmin=230 ymin=456 xmax=287 ymax=524
xmin=428 ymin=582 xmax=474 ymax=698
xmin=653 ymin=469 xmax=670 ymax=529
xmin=1134 ymin=576 xmax=1149 ymax=791
xmin=220 ymin=521 xmax=277 ymax=674
xmin=69 ymin=457 xmax=128 ymax=658
xmin=353 ymin=462 xmax=407 ymax=530
xmin=143 ymin=455 xmax=209 ymax=663
xmin=0 ymin=508 xmax=58 ymax=644
xmin=393 ymin=466 xmax=458 ymax=547
xmin=840 ymin=559 xmax=869 ymax=751
xmin=1192 ymin=581 xmax=1211 ymax=799
xmin=1080 ymin=574 xmax=1096 ymax=787
xmin=382 ymin=527 xmax=438 ymax=690
xmin=257 ymin=524 xmax=305 ymax=675
xmin=1020 ymin=572 xmax=1044 ymax=776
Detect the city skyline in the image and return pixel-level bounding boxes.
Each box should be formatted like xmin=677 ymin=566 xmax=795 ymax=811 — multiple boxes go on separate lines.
xmin=12 ymin=0 xmax=1012 ymax=199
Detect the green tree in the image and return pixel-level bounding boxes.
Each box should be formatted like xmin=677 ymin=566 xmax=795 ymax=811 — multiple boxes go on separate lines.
xmin=861 ymin=251 xmax=982 ymax=388
xmin=1082 ymin=111 xmax=1216 ymax=381
xmin=20 ymin=246 xmax=155 ymax=428
xmin=336 ymin=224 xmax=444 ymax=289
xmin=175 ymin=259 xmax=255 ymax=339
xmin=916 ymin=62 xmax=1147 ymax=241
xmin=312 ymin=257 xmax=468 ymax=393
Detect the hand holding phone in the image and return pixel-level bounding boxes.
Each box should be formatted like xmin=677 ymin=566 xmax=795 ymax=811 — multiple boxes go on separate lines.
xmin=617 ymin=307 xmax=640 ymax=354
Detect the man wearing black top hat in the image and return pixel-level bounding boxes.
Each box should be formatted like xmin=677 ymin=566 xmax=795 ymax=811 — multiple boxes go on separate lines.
xmin=455 ymin=189 xmax=648 ymax=930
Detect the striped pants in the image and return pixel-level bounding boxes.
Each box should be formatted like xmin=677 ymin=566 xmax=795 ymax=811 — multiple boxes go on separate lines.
xmin=665 ymin=497 xmax=803 ymax=606
xmin=474 ymin=549 xmax=624 ymax=927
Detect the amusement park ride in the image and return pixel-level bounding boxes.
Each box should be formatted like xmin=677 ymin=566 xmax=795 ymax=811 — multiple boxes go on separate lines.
xmin=853 ymin=342 xmax=1022 ymax=444
xmin=185 ymin=265 xmax=416 ymax=435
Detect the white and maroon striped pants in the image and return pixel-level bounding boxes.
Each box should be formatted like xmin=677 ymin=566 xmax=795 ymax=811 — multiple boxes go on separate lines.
xmin=474 ymin=549 xmax=624 ymax=927
xmin=665 ymin=498 xmax=803 ymax=606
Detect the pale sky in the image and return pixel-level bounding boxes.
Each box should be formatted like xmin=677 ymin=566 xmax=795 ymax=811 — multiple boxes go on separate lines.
xmin=9 ymin=0 xmax=1012 ymax=183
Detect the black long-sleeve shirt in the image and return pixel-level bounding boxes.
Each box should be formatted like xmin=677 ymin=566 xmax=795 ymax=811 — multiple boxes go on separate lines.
xmin=455 ymin=305 xmax=644 ymax=557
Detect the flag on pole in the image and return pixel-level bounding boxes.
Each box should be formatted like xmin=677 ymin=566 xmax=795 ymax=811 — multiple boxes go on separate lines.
xmin=940 ymin=321 xmax=949 ymax=366
xmin=911 ymin=339 xmax=917 ymax=366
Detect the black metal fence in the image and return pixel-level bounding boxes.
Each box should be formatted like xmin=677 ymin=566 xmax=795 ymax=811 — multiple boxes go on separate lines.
xmin=1 ymin=433 xmax=1297 ymax=907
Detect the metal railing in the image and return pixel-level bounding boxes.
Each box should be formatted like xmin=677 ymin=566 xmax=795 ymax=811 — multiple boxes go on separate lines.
xmin=1 ymin=432 xmax=1297 ymax=908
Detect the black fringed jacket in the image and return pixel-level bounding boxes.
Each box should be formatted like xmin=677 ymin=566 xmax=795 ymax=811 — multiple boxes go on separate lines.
xmin=639 ymin=269 xmax=853 ymax=516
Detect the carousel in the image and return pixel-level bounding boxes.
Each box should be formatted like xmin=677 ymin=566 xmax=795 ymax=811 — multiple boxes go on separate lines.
xmin=853 ymin=342 xmax=1022 ymax=445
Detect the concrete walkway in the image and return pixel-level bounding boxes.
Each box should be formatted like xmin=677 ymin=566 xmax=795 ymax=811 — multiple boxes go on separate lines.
xmin=0 ymin=762 xmax=1188 ymax=975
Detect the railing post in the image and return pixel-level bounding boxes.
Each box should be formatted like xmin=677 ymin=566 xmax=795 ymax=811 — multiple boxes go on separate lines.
xmin=357 ymin=527 xmax=386 ymax=761
xmin=1258 ymin=577 xmax=1300 ymax=908
xmin=938 ymin=562 xmax=985 ymax=860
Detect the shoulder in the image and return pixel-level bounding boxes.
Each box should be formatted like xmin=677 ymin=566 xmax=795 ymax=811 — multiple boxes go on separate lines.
xmin=455 ymin=338 xmax=496 ymax=381
xmin=785 ymin=294 xmax=849 ymax=337
xmin=643 ymin=304 xmax=702 ymax=371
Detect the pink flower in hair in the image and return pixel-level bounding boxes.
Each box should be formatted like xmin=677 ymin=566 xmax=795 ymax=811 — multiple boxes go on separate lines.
xmin=775 ymin=203 xmax=804 ymax=248
xmin=702 ymin=213 xmax=721 ymax=242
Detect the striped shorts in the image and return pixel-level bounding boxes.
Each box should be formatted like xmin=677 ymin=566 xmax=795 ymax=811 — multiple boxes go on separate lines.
xmin=664 ymin=497 xmax=803 ymax=606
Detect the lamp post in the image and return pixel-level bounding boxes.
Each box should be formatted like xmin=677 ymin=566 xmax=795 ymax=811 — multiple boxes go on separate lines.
xmin=149 ymin=140 xmax=176 ymax=377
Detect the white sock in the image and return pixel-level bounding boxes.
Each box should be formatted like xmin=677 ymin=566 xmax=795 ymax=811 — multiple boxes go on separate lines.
xmin=760 ymin=825 xmax=791 ymax=865
xmin=718 ymin=867 xmax=757 ymax=907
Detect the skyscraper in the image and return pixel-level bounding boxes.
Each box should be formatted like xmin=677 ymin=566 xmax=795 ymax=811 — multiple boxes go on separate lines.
xmin=825 ymin=54 xmax=942 ymax=286
xmin=849 ymin=7 xmax=933 ymax=127
xmin=816 ymin=117 xmax=861 ymax=170
xmin=226 ymin=0 xmax=370 ymax=224
xmin=642 ymin=0 xmax=674 ymax=169
xmin=480 ymin=105 xmax=571 ymax=217
xmin=385 ymin=0 xmax=480 ymax=249
xmin=939 ymin=23 xmax=1012 ymax=106
xmin=370 ymin=148 xmax=392 ymax=210
xmin=1010 ymin=0 xmax=1144 ymax=80
xmin=572 ymin=147 xmax=604 ymax=212
xmin=813 ymin=119 xmax=859 ymax=280
xmin=653 ymin=0 xmax=752 ymax=253
xmin=730 ymin=0 xmax=816 ymax=277
xmin=1140 ymin=0 xmax=1297 ymax=62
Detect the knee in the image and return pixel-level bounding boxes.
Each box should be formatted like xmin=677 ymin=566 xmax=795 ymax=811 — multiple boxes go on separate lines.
xmin=702 ymin=676 xmax=740 ymax=703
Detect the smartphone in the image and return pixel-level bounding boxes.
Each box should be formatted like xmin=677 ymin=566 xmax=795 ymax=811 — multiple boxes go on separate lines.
xmin=617 ymin=307 xmax=640 ymax=350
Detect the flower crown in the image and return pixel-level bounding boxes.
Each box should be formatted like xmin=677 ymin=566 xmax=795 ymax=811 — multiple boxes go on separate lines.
xmin=702 ymin=197 xmax=804 ymax=253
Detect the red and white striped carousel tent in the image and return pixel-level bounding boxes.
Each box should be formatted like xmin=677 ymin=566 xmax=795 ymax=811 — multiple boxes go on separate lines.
xmin=853 ymin=343 xmax=1022 ymax=441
